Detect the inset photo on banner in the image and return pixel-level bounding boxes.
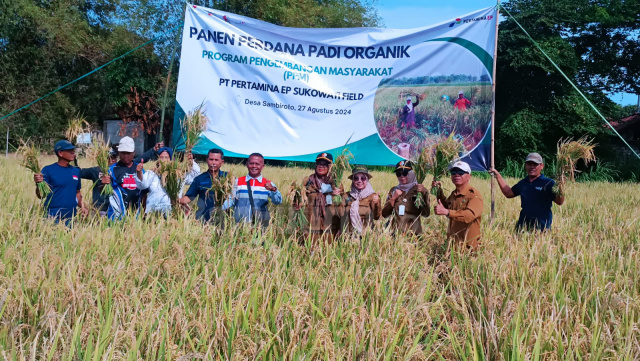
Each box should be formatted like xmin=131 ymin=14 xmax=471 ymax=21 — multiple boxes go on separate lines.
xmin=373 ymin=41 xmax=492 ymax=161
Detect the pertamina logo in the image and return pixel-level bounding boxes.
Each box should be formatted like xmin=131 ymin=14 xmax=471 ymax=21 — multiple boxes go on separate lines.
xmin=449 ymin=15 xmax=493 ymax=27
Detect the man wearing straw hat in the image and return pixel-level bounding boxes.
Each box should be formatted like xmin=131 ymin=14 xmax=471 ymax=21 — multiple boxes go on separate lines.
xmin=490 ymin=153 xmax=565 ymax=231
xmin=432 ymin=161 xmax=483 ymax=251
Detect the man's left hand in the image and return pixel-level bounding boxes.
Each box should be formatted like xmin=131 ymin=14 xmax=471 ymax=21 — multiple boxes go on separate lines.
xmin=434 ymin=200 xmax=449 ymax=216
xmin=265 ymin=183 xmax=277 ymax=192
xmin=154 ymin=141 xmax=164 ymax=151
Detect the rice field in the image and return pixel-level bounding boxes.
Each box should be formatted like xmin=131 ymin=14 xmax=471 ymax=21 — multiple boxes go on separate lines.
xmin=1 ymin=155 xmax=639 ymax=360
xmin=374 ymin=84 xmax=492 ymax=160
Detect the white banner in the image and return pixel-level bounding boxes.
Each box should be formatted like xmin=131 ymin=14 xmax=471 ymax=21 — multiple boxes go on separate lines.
xmin=174 ymin=4 xmax=497 ymax=168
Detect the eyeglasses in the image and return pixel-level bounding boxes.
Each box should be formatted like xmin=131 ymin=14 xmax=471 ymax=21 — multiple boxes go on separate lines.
xmin=395 ymin=170 xmax=410 ymax=177
xmin=450 ymin=169 xmax=468 ymax=176
xmin=353 ymin=175 xmax=368 ymax=181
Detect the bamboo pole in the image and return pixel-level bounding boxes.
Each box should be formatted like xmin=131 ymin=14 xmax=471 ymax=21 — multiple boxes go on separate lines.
xmin=158 ymin=25 xmax=183 ymax=144
xmin=490 ymin=0 xmax=500 ymax=222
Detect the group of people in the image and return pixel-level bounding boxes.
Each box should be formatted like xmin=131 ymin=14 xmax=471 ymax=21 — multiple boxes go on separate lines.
xmin=33 ymin=136 xmax=565 ymax=250
xmin=397 ymin=90 xmax=473 ymax=130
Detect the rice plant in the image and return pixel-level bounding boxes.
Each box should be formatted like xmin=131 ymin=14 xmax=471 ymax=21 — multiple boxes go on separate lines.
xmin=288 ymin=181 xmax=308 ymax=230
xmin=65 ymin=114 xmax=90 ymax=143
xmin=553 ymin=136 xmax=597 ymax=197
xmin=329 ymin=148 xmax=353 ymax=203
xmin=17 ymin=140 xmax=51 ymax=197
xmin=180 ymin=102 xmax=209 ymax=156
xmin=85 ymin=137 xmax=113 ymax=195
xmin=155 ymin=156 xmax=187 ymax=215
xmin=2 ymin=154 xmax=640 ymax=360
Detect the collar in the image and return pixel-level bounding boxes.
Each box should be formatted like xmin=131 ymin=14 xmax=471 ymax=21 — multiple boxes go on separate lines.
xmin=246 ymin=174 xmax=263 ymax=183
xmin=526 ymin=173 xmax=545 ymax=183
xmin=453 ymin=183 xmax=472 ymax=196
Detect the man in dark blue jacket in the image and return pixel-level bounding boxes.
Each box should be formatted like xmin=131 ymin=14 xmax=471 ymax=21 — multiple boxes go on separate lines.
xmin=179 ymin=148 xmax=228 ymax=222
xmin=491 ymin=153 xmax=565 ymax=231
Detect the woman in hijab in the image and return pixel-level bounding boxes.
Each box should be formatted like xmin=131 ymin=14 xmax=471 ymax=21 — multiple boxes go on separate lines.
xmin=345 ymin=166 xmax=381 ymax=233
xmin=382 ymin=160 xmax=430 ymax=235
xmin=294 ymin=152 xmax=342 ymax=244
xmin=135 ymin=147 xmax=200 ymax=216
xmin=397 ymin=94 xmax=419 ymax=129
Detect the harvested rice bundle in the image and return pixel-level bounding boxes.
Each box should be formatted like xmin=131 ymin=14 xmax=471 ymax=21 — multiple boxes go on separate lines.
xmin=156 ymin=157 xmax=187 ymax=213
xmin=428 ymin=133 xmax=466 ymax=196
xmin=18 ymin=140 xmax=51 ymax=197
xmin=329 ymin=148 xmax=353 ymax=203
xmin=288 ymin=181 xmax=308 ymax=230
xmin=65 ymin=115 xmax=90 ymax=143
xmin=207 ymin=173 xmax=235 ymax=208
xmin=180 ymin=103 xmax=208 ymax=156
xmin=411 ymin=147 xmax=433 ymax=208
xmin=85 ymin=138 xmax=113 ymax=195
xmin=554 ymin=136 xmax=596 ymax=197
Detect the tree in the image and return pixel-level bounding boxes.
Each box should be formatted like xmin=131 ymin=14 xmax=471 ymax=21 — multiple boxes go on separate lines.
xmin=495 ymin=0 xmax=639 ymax=166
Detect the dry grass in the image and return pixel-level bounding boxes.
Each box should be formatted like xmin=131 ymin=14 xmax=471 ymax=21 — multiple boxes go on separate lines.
xmin=1 ymin=155 xmax=639 ymax=360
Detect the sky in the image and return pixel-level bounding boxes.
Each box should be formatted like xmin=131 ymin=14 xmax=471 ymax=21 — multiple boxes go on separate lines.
xmin=375 ymin=0 xmax=638 ymax=107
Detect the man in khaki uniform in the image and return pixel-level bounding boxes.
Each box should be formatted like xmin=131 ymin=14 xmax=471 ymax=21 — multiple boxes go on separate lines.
xmin=432 ymin=161 xmax=483 ymax=250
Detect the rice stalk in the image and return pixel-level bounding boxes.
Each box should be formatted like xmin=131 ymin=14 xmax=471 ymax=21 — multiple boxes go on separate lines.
xmin=207 ymin=173 xmax=235 ymax=208
xmin=429 ymin=132 xmax=466 ymax=196
xmin=180 ymin=103 xmax=209 ymax=156
xmin=65 ymin=114 xmax=90 ymax=143
xmin=288 ymin=181 xmax=308 ymax=230
xmin=156 ymin=157 xmax=187 ymax=216
xmin=17 ymin=140 xmax=51 ymax=197
xmin=329 ymin=148 xmax=353 ymax=204
xmin=553 ymin=136 xmax=596 ymax=197
xmin=85 ymin=137 xmax=113 ymax=195
xmin=412 ymin=147 xmax=433 ymax=208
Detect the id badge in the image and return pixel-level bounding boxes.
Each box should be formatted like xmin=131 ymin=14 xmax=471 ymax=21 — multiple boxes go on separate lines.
xmin=398 ymin=205 xmax=405 ymax=216
xmin=326 ymin=195 xmax=332 ymax=205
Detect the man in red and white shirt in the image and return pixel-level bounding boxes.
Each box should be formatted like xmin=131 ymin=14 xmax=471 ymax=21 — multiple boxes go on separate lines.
xmin=224 ymin=153 xmax=282 ymax=227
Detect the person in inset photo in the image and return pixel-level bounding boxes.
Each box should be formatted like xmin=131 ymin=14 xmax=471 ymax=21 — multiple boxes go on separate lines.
xmin=453 ymin=90 xmax=471 ymax=111
xmin=397 ymin=94 xmax=420 ymax=129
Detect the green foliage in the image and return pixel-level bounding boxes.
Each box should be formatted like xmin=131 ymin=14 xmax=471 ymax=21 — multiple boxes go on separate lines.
xmin=496 ymin=0 xmax=639 ymax=177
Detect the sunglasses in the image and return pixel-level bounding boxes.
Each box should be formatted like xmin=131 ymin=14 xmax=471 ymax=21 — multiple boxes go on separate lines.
xmin=353 ymin=175 xmax=369 ymax=181
xmin=450 ymin=169 xmax=468 ymax=176
xmin=395 ymin=170 xmax=410 ymax=177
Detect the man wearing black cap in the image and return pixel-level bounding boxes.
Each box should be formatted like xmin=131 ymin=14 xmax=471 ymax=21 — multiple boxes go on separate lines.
xmin=79 ymin=148 xmax=118 ymax=216
xmin=490 ymin=152 xmax=565 ymax=231
xmin=33 ymin=140 xmax=88 ymax=222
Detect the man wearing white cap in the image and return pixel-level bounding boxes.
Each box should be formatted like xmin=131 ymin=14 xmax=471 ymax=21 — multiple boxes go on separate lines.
xmin=490 ymin=153 xmax=564 ymax=231
xmin=432 ymin=160 xmax=484 ymax=251
xmin=102 ymin=136 xmax=149 ymax=219
xmin=453 ymin=91 xmax=471 ymax=111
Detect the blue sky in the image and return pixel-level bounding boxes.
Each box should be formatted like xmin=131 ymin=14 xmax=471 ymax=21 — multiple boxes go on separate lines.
xmin=376 ymin=0 xmax=638 ymax=106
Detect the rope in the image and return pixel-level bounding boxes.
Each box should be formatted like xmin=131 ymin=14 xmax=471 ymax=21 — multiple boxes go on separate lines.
xmin=500 ymin=5 xmax=640 ymax=160
xmin=0 ymin=22 xmax=184 ymax=123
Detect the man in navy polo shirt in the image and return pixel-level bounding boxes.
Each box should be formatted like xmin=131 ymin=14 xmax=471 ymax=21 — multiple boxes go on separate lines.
xmin=33 ymin=140 xmax=88 ymax=222
xmin=491 ymin=153 xmax=565 ymax=231
xmin=179 ymin=148 xmax=228 ymax=222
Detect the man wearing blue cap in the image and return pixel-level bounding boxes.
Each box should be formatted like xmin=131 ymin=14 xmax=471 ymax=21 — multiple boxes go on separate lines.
xmin=33 ymin=140 xmax=88 ymax=222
